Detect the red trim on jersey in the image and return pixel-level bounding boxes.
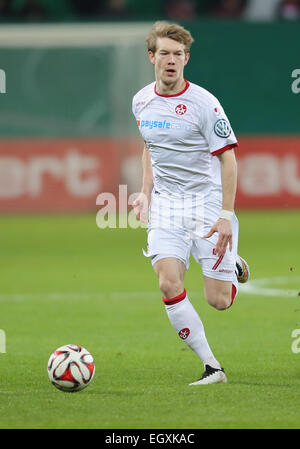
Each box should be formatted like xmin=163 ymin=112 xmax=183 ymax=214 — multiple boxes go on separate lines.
xmin=211 ymin=142 xmax=239 ymax=156
xmin=163 ymin=289 xmax=186 ymax=306
xmin=154 ymin=80 xmax=190 ymax=97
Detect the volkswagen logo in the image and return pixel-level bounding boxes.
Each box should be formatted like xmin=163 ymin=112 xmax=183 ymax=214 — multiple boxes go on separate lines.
xmin=214 ymin=119 xmax=231 ymax=138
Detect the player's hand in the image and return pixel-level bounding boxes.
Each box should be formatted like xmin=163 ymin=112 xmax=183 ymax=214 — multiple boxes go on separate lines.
xmin=132 ymin=192 xmax=150 ymax=223
xmin=203 ymin=218 xmax=232 ymax=257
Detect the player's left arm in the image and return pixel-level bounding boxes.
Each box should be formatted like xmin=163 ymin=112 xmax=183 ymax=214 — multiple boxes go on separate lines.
xmin=218 ymin=148 xmax=237 ymax=212
xmin=204 ymin=148 xmax=237 ymax=257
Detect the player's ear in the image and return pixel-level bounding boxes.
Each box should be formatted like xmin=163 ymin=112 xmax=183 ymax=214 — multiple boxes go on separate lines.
xmin=184 ymin=52 xmax=190 ymax=66
xmin=148 ymin=50 xmax=155 ymax=65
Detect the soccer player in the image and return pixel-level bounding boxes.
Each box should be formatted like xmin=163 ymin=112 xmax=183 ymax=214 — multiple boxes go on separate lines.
xmin=132 ymin=21 xmax=250 ymax=385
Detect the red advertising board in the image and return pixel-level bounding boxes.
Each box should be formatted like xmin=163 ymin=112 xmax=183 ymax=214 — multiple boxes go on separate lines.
xmin=0 ymin=136 xmax=299 ymax=212
xmin=236 ymin=136 xmax=300 ymax=208
xmin=0 ymin=138 xmax=120 ymax=212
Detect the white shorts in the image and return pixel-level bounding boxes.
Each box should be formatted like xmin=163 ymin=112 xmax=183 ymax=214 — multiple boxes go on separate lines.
xmin=143 ymin=191 xmax=239 ymax=282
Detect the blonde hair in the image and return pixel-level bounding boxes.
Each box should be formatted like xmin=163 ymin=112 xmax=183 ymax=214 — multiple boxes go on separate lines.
xmin=146 ymin=21 xmax=194 ymax=54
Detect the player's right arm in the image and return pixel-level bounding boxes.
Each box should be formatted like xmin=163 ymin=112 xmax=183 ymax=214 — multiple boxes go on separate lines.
xmin=132 ymin=142 xmax=153 ymax=223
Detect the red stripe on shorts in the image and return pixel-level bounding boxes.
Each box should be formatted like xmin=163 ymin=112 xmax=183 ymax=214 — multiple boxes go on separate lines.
xmin=230 ymin=284 xmax=237 ymax=306
xmin=212 ymin=255 xmax=224 ymax=271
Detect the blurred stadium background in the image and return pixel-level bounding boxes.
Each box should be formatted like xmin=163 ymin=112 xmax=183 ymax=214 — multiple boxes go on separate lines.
xmin=0 ymin=0 xmax=299 ymax=212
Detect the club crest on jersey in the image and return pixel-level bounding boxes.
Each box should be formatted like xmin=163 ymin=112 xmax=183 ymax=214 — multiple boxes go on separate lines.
xmin=214 ymin=119 xmax=231 ymax=138
xmin=175 ymin=104 xmax=187 ymax=115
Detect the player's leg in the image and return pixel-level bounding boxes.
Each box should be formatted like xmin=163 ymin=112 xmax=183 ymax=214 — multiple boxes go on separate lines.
xmin=152 ymin=256 xmax=223 ymax=374
xmin=203 ymin=276 xmax=235 ymax=310
xmin=203 ymin=254 xmax=251 ymax=310
xmin=145 ymin=194 xmax=225 ymax=384
xmin=153 ymin=256 xmax=185 ymax=299
xmin=196 ymin=211 xmax=246 ymax=310
xmin=187 ymin=217 xmax=247 ymax=384
xmin=231 ymin=213 xmax=250 ymax=284
xmin=186 ymin=257 xmax=237 ymax=385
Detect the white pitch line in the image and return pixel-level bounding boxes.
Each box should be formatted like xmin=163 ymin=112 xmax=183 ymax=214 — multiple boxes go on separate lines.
xmin=239 ymin=276 xmax=300 ymax=298
xmin=0 ymin=291 xmax=159 ymax=301
xmin=245 ymin=276 xmax=300 ymax=286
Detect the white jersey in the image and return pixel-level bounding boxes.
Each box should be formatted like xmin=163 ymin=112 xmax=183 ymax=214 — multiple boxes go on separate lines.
xmin=132 ymin=80 xmax=238 ymax=201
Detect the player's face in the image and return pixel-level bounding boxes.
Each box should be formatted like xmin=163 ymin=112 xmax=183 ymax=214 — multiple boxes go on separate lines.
xmin=148 ymin=37 xmax=189 ymax=87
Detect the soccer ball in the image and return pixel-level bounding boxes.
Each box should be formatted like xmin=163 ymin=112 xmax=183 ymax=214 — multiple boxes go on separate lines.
xmin=47 ymin=344 xmax=95 ymax=392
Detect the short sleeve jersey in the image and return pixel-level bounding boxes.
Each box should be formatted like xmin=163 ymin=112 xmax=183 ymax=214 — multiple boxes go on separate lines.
xmin=132 ymin=80 xmax=238 ymax=200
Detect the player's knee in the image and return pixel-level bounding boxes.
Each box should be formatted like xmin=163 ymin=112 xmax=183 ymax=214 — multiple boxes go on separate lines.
xmin=159 ymin=277 xmax=183 ymax=299
xmin=207 ymin=292 xmax=231 ymax=311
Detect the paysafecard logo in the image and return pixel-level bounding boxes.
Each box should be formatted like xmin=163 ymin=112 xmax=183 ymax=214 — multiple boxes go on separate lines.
xmin=137 ymin=119 xmax=171 ymax=129
xmin=137 ymin=118 xmax=192 ymax=131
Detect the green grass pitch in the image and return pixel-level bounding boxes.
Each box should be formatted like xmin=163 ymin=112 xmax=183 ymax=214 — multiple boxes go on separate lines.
xmin=0 ymin=210 xmax=299 ymax=429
